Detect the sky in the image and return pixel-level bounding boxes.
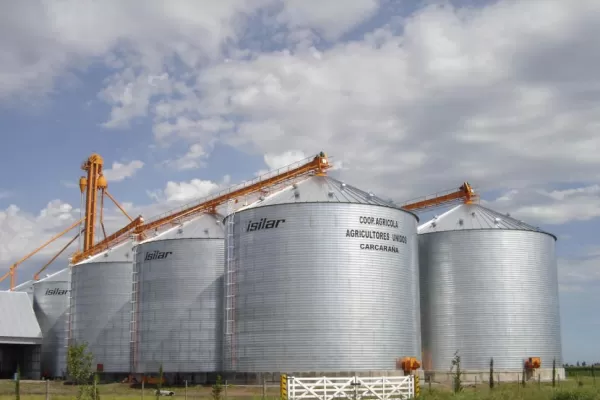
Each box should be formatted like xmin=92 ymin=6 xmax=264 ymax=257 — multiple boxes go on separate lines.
xmin=0 ymin=0 xmax=598 ymax=365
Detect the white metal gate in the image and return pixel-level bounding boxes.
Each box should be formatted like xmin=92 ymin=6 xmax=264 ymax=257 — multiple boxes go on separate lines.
xmin=282 ymin=375 xmax=417 ymax=400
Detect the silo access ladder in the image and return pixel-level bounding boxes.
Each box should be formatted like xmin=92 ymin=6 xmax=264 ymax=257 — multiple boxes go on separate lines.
xmin=224 ymin=199 xmax=237 ymax=369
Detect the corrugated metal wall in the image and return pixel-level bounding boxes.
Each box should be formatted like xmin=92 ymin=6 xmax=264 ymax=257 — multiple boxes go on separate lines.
xmin=33 ymin=280 xmax=70 ymax=377
xmin=224 ymin=202 xmax=420 ymax=372
xmin=419 ymin=229 xmax=562 ymax=371
xmin=70 ymin=262 xmax=133 ymax=373
xmin=133 ymin=238 xmax=224 ymax=373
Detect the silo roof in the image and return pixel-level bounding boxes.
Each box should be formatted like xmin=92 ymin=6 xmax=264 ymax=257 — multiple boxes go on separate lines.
xmin=0 ymin=291 xmax=43 ymax=344
xmin=238 ymin=175 xmax=415 ymax=216
xmin=12 ymin=279 xmax=34 ymax=292
xmin=73 ymin=238 xmax=135 ymax=265
xmin=140 ymin=213 xmax=225 ymax=243
xmin=35 ymin=267 xmax=70 ymax=283
xmin=418 ymin=203 xmax=556 ymax=240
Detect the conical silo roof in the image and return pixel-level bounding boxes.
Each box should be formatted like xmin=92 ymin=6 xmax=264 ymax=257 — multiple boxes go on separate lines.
xmin=140 ymin=213 xmax=224 ymax=243
xmin=73 ymin=238 xmax=135 ymax=265
xmin=12 ymin=279 xmax=35 ymax=292
xmin=238 ymin=174 xmax=413 ymax=213
xmin=417 ymin=203 xmax=556 ymax=240
xmin=35 ymin=267 xmax=70 ymax=283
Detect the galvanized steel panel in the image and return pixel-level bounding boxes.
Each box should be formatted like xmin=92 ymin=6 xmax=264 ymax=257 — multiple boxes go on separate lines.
xmin=33 ymin=278 xmax=70 ymax=377
xmin=418 ymin=204 xmax=553 ymax=236
xmin=133 ymin=234 xmax=224 ymax=373
xmin=241 ymin=175 xmax=401 ymax=208
xmin=70 ymin=260 xmax=133 ymax=373
xmin=419 ymin=229 xmax=562 ymax=371
xmin=225 ymin=201 xmax=420 ymax=372
xmin=0 ymin=291 xmax=42 ymax=343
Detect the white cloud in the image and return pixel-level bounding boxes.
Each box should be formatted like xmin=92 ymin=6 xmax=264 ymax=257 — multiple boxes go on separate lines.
xmin=0 ymin=201 xmax=79 ymax=265
xmin=97 ymin=0 xmax=598 ymax=203
xmin=255 ymin=150 xmax=307 ymax=176
xmin=164 ymin=144 xmax=209 ymax=171
xmin=103 ymin=160 xmax=144 ymax=182
xmin=275 ymin=0 xmax=379 ymax=41
xmin=558 ymin=248 xmax=600 ymax=293
xmin=0 ymin=0 xmax=277 ymax=102
xmin=162 ymin=179 xmax=221 ymax=203
xmin=0 ymin=190 xmax=12 ymax=199
xmin=484 ymin=184 xmax=600 ymax=225
xmin=3 ymin=0 xmax=600 ymax=301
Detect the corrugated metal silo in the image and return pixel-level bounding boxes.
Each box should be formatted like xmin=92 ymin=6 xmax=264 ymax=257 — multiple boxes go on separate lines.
xmin=33 ymin=268 xmax=71 ymax=378
xmin=132 ymin=213 xmax=224 ymax=379
xmin=69 ymin=239 xmax=135 ymax=375
xmin=224 ymin=175 xmax=420 ymax=374
xmin=418 ymin=203 xmax=563 ymax=379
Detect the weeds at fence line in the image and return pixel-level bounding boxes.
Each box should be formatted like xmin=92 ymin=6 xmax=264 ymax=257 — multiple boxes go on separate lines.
xmin=0 ymin=376 xmax=599 ymax=400
xmin=489 ymin=358 xmax=494 ymax=390
xmin=450 ymin=350 xmax=463 ymax=394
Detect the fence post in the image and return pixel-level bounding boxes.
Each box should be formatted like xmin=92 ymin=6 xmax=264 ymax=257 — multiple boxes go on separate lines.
xmin=45 ymin=379 xmax=49 ymax=400
xmin=225 ymin=379 xmax=228 ymax=400
xmin=185 ymin=380 xmax=188 ymax=400
xmin=142 ymin=380 xmax=145 ymax=400
xmin=262 ymin=376 xmax=267 ymax=400
xmin=93 ymin=378 xmax=96 ymax=400
xmin=414 ymin=374 xmax=420 ymax=398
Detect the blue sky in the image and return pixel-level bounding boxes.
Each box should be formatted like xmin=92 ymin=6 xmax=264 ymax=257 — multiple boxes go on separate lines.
xmin=1 ymin=0 xmax=599 ymax=365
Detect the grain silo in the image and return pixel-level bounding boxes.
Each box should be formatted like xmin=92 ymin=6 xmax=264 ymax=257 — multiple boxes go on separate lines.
xmin=418 ymin=203 xmax=564 ymax=382
xmin=223 ymin=175 xmax=420 ymax=376
xmin=33 ymin=267 xmax=70 ymax=378
xmin=69 ymin=239 xmax=135 ymax=377
xmin=131 ymin=213 xmax=224 ymax=383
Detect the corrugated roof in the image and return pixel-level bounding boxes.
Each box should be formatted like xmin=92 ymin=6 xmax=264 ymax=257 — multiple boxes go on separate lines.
xmin=0 ymin=291 xmax=43 ymax=344
xmin=239 ymin=175 xmax=406 ymax=210
xmin=417 ymin=203 xmax=556 ymax=239
xmin=74 ymin=239 xmax=135 ymax=265
xmin=141 ymin=213 xmax=225 ymax=243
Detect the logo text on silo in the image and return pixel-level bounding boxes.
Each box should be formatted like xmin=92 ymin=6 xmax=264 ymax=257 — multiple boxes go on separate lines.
xmin=144 ymin=250 xmax=173 ymax=261
xmin=246 ymin=218 xmax=286 ymax=232
xmin=45 ymin=288 xmax=71 ymax=296
xmin=359 ymin=216 xmax=399 ymax=228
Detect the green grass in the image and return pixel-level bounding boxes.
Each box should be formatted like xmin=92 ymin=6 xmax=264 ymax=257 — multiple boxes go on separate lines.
xmin=418 ymin=377 xmax=600 ymax=399
xmin=566 ymin=367 xmax=598 ymax=378
xmin=0 ymin=377 xmax=598 ymax=400
xmin=0 ymin=380 xmax=280 ymax=400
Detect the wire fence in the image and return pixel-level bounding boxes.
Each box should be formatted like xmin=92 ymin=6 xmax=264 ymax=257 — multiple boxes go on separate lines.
xmin=1 ymin=379 xmax=281 ymax=400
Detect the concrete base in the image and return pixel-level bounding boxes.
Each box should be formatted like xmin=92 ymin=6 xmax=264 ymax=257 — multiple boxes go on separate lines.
xmin=222 ymin=370 xmax=416 ymax=385
xmin=423 ymin=368 xmax=566 ymax=384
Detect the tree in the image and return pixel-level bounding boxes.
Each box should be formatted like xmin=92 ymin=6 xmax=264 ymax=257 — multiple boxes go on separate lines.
xmin=67 ymin=342 xmax=95 ymax=400
xmin=155 ymin=364 xmax=164 ymax=400
xmin=450 ymin=351 xmax=463 ymax=393
xmin=212 ymin=375 xmax=224 ymax=400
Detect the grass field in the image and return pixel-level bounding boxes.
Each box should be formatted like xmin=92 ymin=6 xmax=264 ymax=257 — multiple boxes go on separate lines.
xmin=0 ymin=376 xmax=598 ymax=400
